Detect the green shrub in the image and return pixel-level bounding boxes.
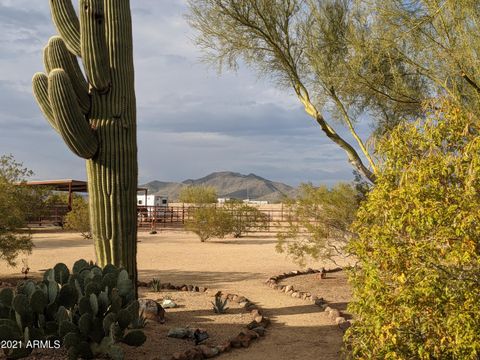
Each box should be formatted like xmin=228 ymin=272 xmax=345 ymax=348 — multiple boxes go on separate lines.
xmin=185 ymin=206 xmax=232 ymax=242
xmin=225 ymin=201 xmax=269 ymax=237
xmin=64 ymin=196 xmax=91 ymax=239
xmin=179 ymin=185 xmax=217 ymax=204
xmin=0 ymin=260 xmax=146 ymax=359
xmin=0 ymin=155 xmax=39 ymax=266
xmin=276 ymin=183 xmax=360 ymax=266
xmin=346 ymin=102 xmax=480 ymax=359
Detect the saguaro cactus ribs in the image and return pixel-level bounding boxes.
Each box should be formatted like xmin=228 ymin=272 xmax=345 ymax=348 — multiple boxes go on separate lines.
xmin=32 ymin=0 xmax=138 ymax=287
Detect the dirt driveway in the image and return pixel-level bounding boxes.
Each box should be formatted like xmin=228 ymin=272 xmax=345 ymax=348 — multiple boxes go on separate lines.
xmin=0 ymin=230 xmax=348 ymax=360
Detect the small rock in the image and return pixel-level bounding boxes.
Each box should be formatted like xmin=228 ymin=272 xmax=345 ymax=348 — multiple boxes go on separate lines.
xmin=315 ymin=298 xmax=326 ymax=306
xmin=197 ymin=345 xmax=219 ymax=358
xmin=291 ymin=292 xmax=299 ymax=298
xmin=138 ymin=299 xmax=165 ymax=323
xmin=184 ymin=348 xmax=203 ymax=360
xmin=339 ymin=320 xmax=352 ymax=331
xmin=181 ymin=285 xmax=188 ymax=291
xmin=251 ymin=309 xmax=261 ymax=318
xmin=187 ymin=285 xmax=194 ymax=291
xmin=284 ymin=285 xmax=293 ymax=293
xmin=329 ymin=309 xmax=341 ymax=320
xmin=252 ymin=326 xmax=266 ymax=336
xmin=215 ymin=340 xmax=231 ymax=353
xmin=324 ymin=306 xmax=333 ymax=313
xmin=335 ymin=317 xmax=346 ymax=325
xmin=162 ymin=299 xmax=177 ymax=308
xmin=194 ymin=286 xmax=200 ymax=292
xmin=231 ymin=294 xmax=239 ymax=301
xmin=241 ymin=329 xmax=260 ymax=340
xmin=193 ymin=329 xmax=209 ymax=345
xmin=198 ymin=287 xmax=206 ymax=292
xmin=167 ymin=327 xmax=192 ymax=339
xmin=254 ymin=315 xmax=263 ymax=323
xmin=236 ymin=296 xmax=247 ymax=303
xmin=171 ymin=352 xmax=187 ymax=360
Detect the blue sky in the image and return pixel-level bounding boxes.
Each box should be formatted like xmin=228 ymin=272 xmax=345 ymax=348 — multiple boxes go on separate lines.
xmin=0 ymin=0 xmax=369 ymax=186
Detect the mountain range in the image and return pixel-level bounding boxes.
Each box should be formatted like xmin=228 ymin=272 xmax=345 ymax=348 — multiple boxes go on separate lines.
xmin=140 ymin=171 xmax=296 ymax=203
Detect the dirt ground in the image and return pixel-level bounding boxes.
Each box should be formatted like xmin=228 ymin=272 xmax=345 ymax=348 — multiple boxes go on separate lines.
xmin=0 ymin=230 xmax=352 ymax=360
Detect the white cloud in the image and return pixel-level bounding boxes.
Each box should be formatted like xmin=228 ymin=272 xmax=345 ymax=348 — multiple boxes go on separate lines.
xmin=0 ymin=0 xmax=362 ymax=187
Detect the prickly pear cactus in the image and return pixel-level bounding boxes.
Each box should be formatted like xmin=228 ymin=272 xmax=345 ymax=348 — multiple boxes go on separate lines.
xmin=0 ymin=260 xmax=146 ymax=359
xmin=32 ymin=0 xmax=138 ymax=286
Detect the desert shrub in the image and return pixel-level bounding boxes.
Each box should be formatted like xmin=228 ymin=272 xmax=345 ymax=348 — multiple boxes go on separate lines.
xmin=179 ymin=185 xmax=217 ymax=204
xmin=224 ymin=201 xmax=269 ymax=237
xmin=64 ymin=196 xmax=91 ymax=239
xmin=0 ymin=155 xmax=45 ymax=266
xmin=185 ymin=206 xmax=232 ymax=242
xmin=346 ymin=102 xmax=480 ymax=359
xmin=276 ymin=183 xmax=361 ymax=266
xmin=0 ymin=260 xmax=146 ymax=359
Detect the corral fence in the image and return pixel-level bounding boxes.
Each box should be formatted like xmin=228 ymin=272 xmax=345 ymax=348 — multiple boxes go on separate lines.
xmin=138 ymin=203 xmax=294 ymax=232
xmin=27 ymin=203 xmax=298 ymax=233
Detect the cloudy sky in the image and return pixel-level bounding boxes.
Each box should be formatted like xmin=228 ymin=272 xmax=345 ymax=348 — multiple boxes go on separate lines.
xmin=0 ymin=0 xmax=370 ymax=186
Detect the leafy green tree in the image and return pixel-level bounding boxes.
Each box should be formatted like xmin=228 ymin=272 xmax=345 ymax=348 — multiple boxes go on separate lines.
xmin=64 ymin=195 xmax=91 ymax=239
xmin=225 ymin=201 xmax=269 ymax=237
xmin=346 ymin=101 xmax=480 ymax=359
xmin=276 ymin=182 xmax=360 ymax=266
xmin=179 ymin=185 xmax=217 ymax=204
xmin=0 ymin=155 xmax=35 ymax=266
xmin=187 ymin=0 xmax=431 ymax=182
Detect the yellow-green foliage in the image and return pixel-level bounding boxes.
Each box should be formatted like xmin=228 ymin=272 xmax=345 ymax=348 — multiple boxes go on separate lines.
xmin=64 ymin=196 xmax=91 ymax=239
xmin=276 ymin=183 xmax=360 ymax=266
xmin=346 ymin=102 xmax=480 ymax=359
xmin=179 ymin=185 xmax=217 ymax=204
xmin=0 ymin=155 xmax=39 ymax=266
xmin=186 ymin=206 xmax=232 ymax=242
xmin=224 ymin=201 xmax=269 ymax=238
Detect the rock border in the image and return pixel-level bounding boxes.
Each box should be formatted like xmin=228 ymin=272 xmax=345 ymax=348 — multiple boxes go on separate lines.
xmin=137 ymin=281 xmax=271 ymax=360
xmin=264 ymin=267 xmax=352 ymax=332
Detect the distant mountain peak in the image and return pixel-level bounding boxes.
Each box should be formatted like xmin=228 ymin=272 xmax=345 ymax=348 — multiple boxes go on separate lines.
xmin=141 ymin=171 xmax=296 ymax=202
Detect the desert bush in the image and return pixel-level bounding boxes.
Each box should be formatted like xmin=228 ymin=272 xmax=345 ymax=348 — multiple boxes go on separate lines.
xmin=64 ymin=196 xmax=91 ymax=239
xmin=346 ymin=102 xmax=480 ymax=359
xmin=0 ymin=260 xmax=146 ymax=359
xmin=0 ymin=155 xmax=46 ymax=266
xmin=276 ymin=183 xmax=361 ymax=266
xmin=179 ymin=185 xmax=217 ymax=204
xmin=224 ymin=201 xmax=269 ymax=237
xmin=185 ymin=206 xmax=232 ymax=242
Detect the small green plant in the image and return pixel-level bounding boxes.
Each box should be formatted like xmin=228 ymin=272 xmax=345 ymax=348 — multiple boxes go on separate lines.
xmin=150 ymin=278 xmax=161 ymax=292
xmin=63 ymin=196 xmax=91 ymax=239
xmin=211 ymin=295 xmax=229 ymax=314
xmin=0 ymin=259 xmax=146 ymax=359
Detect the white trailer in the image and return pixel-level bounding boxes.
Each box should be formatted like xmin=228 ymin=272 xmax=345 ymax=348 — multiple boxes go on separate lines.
xmin=137 ymin=195 xmax=168 ymax=207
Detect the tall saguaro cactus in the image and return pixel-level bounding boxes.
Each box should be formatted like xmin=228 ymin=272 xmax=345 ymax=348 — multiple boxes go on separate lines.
xmin=32 ymin=0 xmax=138 ymax=287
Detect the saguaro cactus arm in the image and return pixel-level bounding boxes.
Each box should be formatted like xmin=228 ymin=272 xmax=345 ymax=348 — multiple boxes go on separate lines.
xmin=79 ymin=0 xmax=111 ymax=92
xmin=48 ymin=69 xmax=98 ymax=159
xmin=50 ymin=0 xmax=81 ymax=56
xmin=47 ymin=36 xmax=90 ymax=113
xmin=32 ymin=73 xmax=57 ymax=132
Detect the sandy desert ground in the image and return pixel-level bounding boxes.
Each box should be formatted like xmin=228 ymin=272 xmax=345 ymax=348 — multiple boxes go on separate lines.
xmin=0 ymin=230 xmax=351 ymax=360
